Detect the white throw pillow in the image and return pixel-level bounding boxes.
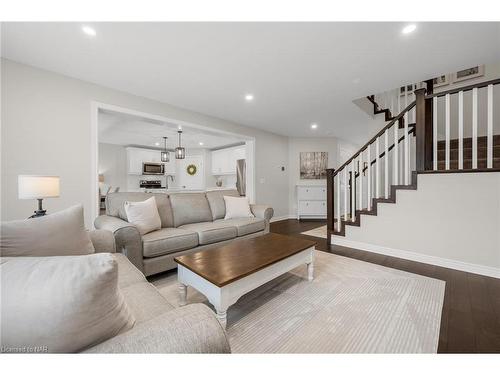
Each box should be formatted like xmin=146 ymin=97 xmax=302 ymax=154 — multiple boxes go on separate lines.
xmin=223 ymin=195 xmax=254 ymax=219
xmin=0 ymin=254 xmax=135 ymax=353
xmin=0 ymin=204 xmax=94 ymax=257
xmin=124 ymin=196 xmax=161 ymax=235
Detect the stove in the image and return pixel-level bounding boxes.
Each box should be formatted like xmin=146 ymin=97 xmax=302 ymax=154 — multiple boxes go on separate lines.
xmin=139 ymin=180 xmax=164 ymax=189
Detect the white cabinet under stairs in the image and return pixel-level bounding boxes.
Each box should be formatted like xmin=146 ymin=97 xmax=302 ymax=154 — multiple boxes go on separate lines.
xmin=296 ymin=185 xmax=327 ymax=219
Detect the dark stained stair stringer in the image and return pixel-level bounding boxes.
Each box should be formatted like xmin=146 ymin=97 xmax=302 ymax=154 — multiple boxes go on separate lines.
xmin=333 ymin=171 xmax=418 ymax=237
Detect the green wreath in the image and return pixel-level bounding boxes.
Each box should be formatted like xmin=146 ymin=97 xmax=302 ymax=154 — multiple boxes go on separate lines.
xmin=186 ymin=164 xmax=197 ymax=176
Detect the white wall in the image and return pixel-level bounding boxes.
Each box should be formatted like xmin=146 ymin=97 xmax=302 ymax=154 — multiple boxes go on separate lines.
xmin=334 ymin=172 xmax=500 ymax=277
xmin=98 ymin=143 xmax=127 ymax=193
xmin=1 ymin=59 xmax=290 ymax=226
xmin=287 ymin=137 xmax=361 ymax=217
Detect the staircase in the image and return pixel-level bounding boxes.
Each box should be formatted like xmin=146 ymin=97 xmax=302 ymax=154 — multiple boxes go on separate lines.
xmin=326 ymin=77 xmax=500 ymax=243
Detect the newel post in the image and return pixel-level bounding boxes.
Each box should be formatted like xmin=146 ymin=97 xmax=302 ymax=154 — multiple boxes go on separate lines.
xmin=326 ymin=168 xmax=335 ymax=246
xmin=415 ymin=88 xmax=433 ymax=172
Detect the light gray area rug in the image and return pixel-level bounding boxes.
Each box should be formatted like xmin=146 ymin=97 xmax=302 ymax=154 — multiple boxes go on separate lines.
xmin=301 ymin=225 xmax=327 ymax=238
xmin=152 ymin=251 xmax=445 ymax=353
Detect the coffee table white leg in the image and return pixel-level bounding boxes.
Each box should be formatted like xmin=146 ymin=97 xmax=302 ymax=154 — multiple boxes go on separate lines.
xmin=178 ymin=283 xmax=187 ymax=306
xmin=216 ymin=309 xmax=227 ymax=329
xmin=307 ymin=261 xmax=314 ymax=281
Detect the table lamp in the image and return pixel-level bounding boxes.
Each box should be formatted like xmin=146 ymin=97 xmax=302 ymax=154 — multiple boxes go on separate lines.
xmin=18 ymin=175 xmax=60 ymax=218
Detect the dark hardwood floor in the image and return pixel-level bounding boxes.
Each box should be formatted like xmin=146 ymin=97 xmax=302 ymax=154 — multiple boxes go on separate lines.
xmin=270 ymin=219 xmax=500 ymax=353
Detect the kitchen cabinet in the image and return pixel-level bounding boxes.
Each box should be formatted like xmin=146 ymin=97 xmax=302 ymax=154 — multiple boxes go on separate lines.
xmin=126 ymin=147 xmax=176 ymax=175
xmin=211 ymin=145 xmax=246 ymax=175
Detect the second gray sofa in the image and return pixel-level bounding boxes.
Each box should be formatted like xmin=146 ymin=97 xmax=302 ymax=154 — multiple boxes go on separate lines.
xmin=94 ymin=189 xmax=274 ymax=276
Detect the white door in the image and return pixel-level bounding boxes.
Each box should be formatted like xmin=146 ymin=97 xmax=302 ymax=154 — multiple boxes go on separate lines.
xmin=177 ymin=155 xmax=205 ymax=190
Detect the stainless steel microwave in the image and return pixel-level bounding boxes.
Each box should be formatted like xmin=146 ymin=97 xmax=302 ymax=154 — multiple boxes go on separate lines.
xmin=142 ymin=162 xmax=165 ymax=175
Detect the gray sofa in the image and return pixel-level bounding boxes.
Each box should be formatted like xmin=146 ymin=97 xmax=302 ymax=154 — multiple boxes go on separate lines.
xmin=95 ymin=189 xmax=274 ymax=276
xmin=86 ymin=231 xmax=230 ymax=353
xmin=0 ymin=223 xmax=230 ymax=353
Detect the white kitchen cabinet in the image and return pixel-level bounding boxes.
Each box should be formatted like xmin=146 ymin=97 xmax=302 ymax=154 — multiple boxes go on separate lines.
xmin=126 ymin=147 xmax=175 ymax=175
xmin=211 ymin=145 xmax=246 ymax=175
xmin=297 ymin=185 xmax=327 ymax=219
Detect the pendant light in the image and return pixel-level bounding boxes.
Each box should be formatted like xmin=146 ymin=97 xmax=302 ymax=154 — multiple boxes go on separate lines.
xmin=160 ymin=137 xmax=169 ymax=162
xmin=175 ymin=130 xmax=186 ymax=159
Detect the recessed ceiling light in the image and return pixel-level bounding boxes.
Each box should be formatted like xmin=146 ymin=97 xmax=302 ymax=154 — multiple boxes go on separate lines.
xmin=402 ymin=24 xmax=416 ymax=34
xmin=155 ymin=142 xmax=160 ymax=146
xmin=311 ymin=123 xmax=318 ymax=129
xmin=245 ymin=94 xmax=254 ymax=102
xmin=199 ymin=142 xmax=204 ymax=146
xmin=82 ymin=25 xmax=97 ymax=37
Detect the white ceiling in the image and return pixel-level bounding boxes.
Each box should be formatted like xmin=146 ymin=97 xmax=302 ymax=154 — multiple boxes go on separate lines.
xmin=98 ymin=109 xmax=245 ymax=149
xmin=2 ymin=22 xmax=500 ymax=143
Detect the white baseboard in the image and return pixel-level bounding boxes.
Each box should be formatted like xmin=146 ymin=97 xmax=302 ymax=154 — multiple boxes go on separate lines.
xmin=332 ymin=237 xmax=500 ymax=279
xmin=270 ymin=215 xmax=296 ymax=223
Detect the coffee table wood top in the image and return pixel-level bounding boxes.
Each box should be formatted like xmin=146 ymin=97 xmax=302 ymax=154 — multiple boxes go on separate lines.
xmin=174 ymin=233 xmax=316 ymax=287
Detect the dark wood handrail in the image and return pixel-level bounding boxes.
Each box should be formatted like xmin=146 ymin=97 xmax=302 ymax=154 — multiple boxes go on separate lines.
xmin=333 ymin=100 xmax=416 ymax=177
xmin=424 ymin=77 xmax=500 ymax=99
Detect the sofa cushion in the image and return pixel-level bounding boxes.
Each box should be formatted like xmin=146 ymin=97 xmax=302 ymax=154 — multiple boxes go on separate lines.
xmin=0 ymin=204 xmax=95 ymax=257
xmin=215 ymin=217 xmax=265 ymax=236
xmin=179 ymin=221 xmax=238 ymax=245
xmin=120 ymin=282 xmax=174 ymax=324
xmin=124 ymin=197 xmax=162 ymax=235
xmin=169 ymin=193 xmax=213 ymax=227
xmin=223 ymin=196 xmax=254 ymax=219
xmin=114 ymin=253 xmax=147 ymax=289
xmin=0 ymin=254 xmax=135 ymax=353
xmin=142 ymin=228 xmax=199 ymax=258
xmin=206 ymin=189 xmax=241 ymax=220
xmin=106 ymin=192 xmax=174 ymax=228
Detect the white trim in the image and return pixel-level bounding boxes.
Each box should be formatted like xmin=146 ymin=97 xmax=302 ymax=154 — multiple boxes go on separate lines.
xmin=270 ymin=214 xmax=296 ymax=223
xmin=90 ymin=101 xmax=257 ymax=221
xmin=331 ymin=237 xmax=500 ymax=279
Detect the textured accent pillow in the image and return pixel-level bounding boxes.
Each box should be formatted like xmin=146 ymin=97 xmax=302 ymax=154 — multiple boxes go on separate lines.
xmin=224 ymin=196 xmax=255 ymax=219
xmin=0 ymin=204 xmax=94 ymax=257
xmin=0 ymin=254 xmax=135 ymax=353
xmin=124 ymin=196 xmax=161 ymax=235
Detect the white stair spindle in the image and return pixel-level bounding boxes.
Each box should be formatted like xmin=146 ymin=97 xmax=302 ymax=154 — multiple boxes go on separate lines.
xmin=358 ymin=153 xmax=363 ymax=210
xmin=351 ymin=161 xmax=356 ymax=222
xmin=384 ymin=128 xmax=389 ymax=198
xmin=367 ymin=145 xmax=371 ymax=211
xmin=487 ymin=84 xmax=493 ymax=168
xmin=393 ymin=123 xmax=399 ymax=185
xmin=398 ymin=90 xmax=401 ymax=114
xmin=336 ymin=174 xmax=341 ymax=232
xmin=343 ymin=168 xmax=348 ymax=221
xmin=458 ymin=91 xmax=464 ymax=170
xmin=432 ymin=96 xmax=437 ymax=171
xmin=472 ymin=87 xmax=478 ymax=169
xmin=445 ymin=93 xmax=451 ymax=170
xmin=404 ymin=94 xmax=409 ymax=184
xmin=375 ymin=137 xmax=380 ymax=198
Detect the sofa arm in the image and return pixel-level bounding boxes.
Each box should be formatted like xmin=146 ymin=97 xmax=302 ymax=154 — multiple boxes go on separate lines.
xmin=89 ymin=229 xmax=116 ymax=253
xmin=94 ymin=215 xmax=144 ymax=273
xmin=250 ymin=204 xmax=274 ymax=222
xmin=84 ymin=304 xmax=231 ymax=353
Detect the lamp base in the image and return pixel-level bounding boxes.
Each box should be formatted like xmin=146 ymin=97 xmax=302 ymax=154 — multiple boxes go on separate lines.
xmin=28 ymin=199 xmax=47 ymax=219
xmin=29 ymin=210 xmax=47 ymax=218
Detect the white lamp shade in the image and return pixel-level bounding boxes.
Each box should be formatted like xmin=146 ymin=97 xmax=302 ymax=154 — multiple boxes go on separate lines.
xmin=18 ymin=175 xmax=60 ymax=199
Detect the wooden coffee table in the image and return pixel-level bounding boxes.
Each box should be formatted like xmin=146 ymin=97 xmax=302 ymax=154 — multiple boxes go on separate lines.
xmin=174 ymin=233 xmax=316 ymax=328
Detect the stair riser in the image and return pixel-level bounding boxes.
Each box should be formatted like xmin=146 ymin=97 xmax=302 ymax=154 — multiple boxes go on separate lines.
xmin=437 ymin=146 xmax=500 ymax=160
xmin=436 ymin=158 xmax=500 ymax=169
xmin=437 ymin=135 xmax=500 ymax=149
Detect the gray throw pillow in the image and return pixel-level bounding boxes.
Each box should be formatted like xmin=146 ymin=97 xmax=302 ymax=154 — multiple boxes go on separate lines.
xmin=0 ymin=204 xmax=95 ymax=257
xmin=0 ymin=254 xmax=136 ymax=353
